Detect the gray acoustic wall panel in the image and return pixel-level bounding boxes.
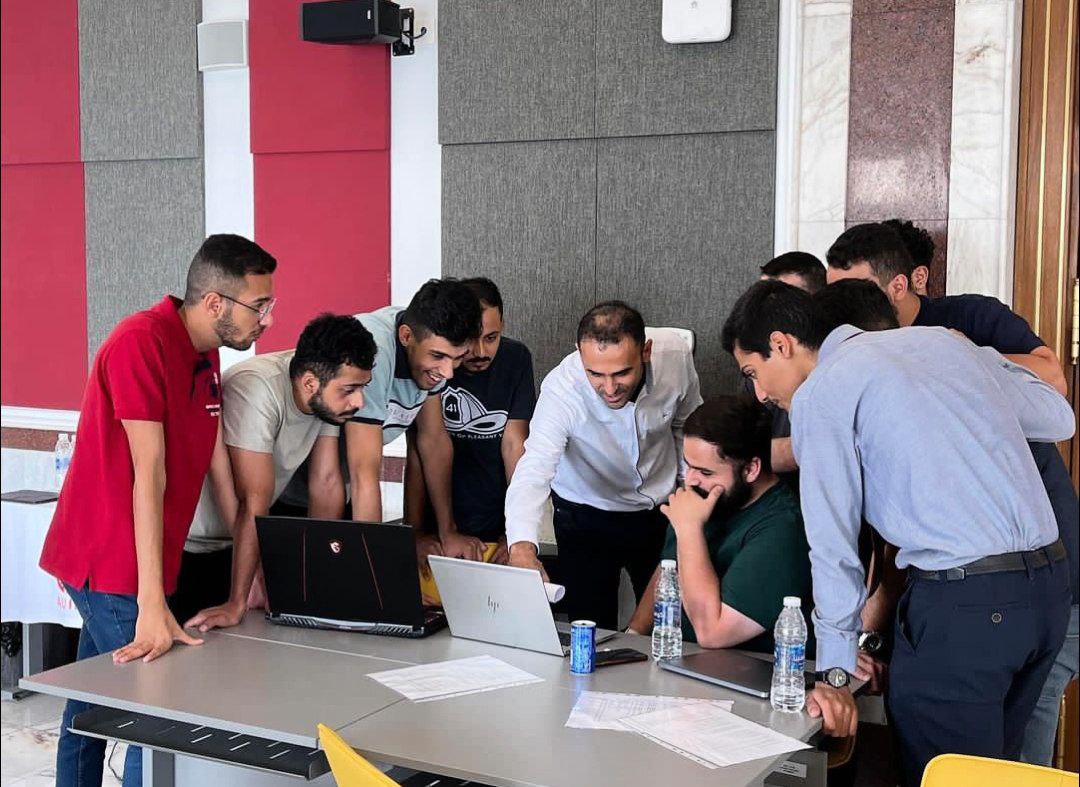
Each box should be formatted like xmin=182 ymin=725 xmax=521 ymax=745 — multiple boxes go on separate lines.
xmin=439 ymin=0 xmax=596 ymax=145
xmin=595 ymin=0 xmax=779 ymax=139
xmin=85 ymin=158 xmax=205 ymax=359
xmin=596 ymin=131 xmax=776 ymax=393
xmin=442 ymin=140 xmax=598 ymax=378
xmin=79 ymin=0 xmax=202 ymax=162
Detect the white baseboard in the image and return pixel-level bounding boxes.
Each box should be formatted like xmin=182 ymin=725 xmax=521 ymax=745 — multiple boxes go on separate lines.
xmin=1 ymin=406 xmax=80 ymax=433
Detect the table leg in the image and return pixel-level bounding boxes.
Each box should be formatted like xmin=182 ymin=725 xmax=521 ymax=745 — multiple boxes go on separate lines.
xmin=22 ymin=622 xmax=44 ymax=677
xmin=143 ymin=749 xmax=175 ymax=787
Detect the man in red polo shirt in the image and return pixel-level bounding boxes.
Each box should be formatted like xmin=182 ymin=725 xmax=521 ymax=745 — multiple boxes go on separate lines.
xmin=39 ymin=234 xmax=277 ymax=787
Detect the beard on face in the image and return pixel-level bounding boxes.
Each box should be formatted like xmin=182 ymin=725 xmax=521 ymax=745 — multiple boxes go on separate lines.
xmin=308 ymin=387 xmax=354 ymax=425
xmin=711 ymin=471 xmax=754 ymax=519
xmin=214 ymin=306 xmax=259 ymax=351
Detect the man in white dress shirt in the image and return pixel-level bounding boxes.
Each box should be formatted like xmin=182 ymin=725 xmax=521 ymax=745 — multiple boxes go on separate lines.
xmin=505 ymin=301 xmax=702 ymax=628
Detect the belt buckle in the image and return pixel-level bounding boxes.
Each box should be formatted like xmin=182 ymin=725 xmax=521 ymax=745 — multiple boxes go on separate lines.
xmin=945 ymin=567 xmax=967 ymax=581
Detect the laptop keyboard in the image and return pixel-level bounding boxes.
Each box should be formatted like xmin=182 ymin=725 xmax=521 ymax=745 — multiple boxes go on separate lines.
xmin=557 ymin=631 xmax=572 ymax=647
xmin=275 ymin=614 xmax=418 ymax=638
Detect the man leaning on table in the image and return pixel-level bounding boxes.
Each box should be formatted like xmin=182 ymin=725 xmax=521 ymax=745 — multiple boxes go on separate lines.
xmin=721 ymin=280 xmax=1073 ymax=786
xmin=178 ymin=313 xmax=377 ymax=631
xmin=505 ymin=301 xmax=702 ymax=630
xmin=824 ymin=221 xmax=1080 ymax=768
xmin=37 ymin=234 xmax=278 ymax=787
xmin=343 ymin=279 xmax=485 ymax=561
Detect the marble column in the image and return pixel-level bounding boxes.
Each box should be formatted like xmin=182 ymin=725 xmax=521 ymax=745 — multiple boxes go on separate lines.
xmin=846 ymin=0 xmax=956 ymax=296
xmin=945 ymin=0 xmax=1021 ymax=301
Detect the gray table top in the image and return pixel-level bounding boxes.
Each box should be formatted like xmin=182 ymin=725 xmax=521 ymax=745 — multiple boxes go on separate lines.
xmin=20 ymin=630 xmax=411 ymax=747
xmin=22 ymin=616 xmax=822 ymax=784
xmin=337 ymin=679 xmax=818 ymax=787
xmin=218 ymin=618 xmax=822 ymax=786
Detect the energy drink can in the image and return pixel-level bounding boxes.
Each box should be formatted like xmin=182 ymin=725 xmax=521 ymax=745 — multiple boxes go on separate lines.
xmin=569 ymin=620 xmax=596 ymax=674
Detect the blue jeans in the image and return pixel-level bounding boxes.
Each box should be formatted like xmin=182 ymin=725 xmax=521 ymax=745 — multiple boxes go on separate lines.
xmin=1021 ymin=603 xmax=1080 ymax=766
xmin=57 ymin=583 xmax=143 ymax=787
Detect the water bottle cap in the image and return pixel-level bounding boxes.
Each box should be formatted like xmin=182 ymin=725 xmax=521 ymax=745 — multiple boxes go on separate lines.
xmin=660 ymin=559 xmax=676 ymax=570
xmin=783 ymin=596 xmax=801 ymax=608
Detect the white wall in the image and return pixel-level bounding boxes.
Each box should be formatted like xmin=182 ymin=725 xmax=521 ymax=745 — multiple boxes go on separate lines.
xmin=390 ymin=0 xmax=442 ymax=306
xmin=202 ymin=0 xmax=256 ymax=370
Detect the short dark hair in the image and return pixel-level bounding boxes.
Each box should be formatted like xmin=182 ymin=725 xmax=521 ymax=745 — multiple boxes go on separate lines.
xmin=814 ymin=280 xmax=900 ymax=332
xmin=826 ymin=223 xmax=916 ymax=283
xmin=460 ymin=277 xmax=503 ymax=315
xmin=684 ymin=395 xmax=773 ymax=474
xmin=882 ymin=219 xmax=935 ymax=269
xmin=721 ymin=280 xmax=832 ymax=357
xmin=760 ymin=251 xmax=827 ymax=294
xmin=577 ymin=301 xmax=646 ymax=347
xmin=289 ymin=313 xmax=377 ymax=383
xmin=403 ymin=279 xmax=483 ymax=346
xmin=184 ymin=234 xmax=277 ymax=304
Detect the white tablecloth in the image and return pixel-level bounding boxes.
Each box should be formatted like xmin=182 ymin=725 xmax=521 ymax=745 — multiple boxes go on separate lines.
xmin=1 ymin=500 xmax=82 ymax=627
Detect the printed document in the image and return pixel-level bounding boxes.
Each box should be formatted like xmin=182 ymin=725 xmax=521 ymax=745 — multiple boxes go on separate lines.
xmin=367 ymin=655 xmax=542 ymax=702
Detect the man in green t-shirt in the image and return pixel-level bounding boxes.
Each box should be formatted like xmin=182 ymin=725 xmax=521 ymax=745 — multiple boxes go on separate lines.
xmin=628 ymin=395 xmax=813 ymax=655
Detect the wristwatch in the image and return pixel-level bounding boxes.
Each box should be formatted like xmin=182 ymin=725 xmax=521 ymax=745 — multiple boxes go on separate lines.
xmin=815 ymin=667 xmax=851 ymax=689
xmin=858 ymin=630 xmax=885 ymax=656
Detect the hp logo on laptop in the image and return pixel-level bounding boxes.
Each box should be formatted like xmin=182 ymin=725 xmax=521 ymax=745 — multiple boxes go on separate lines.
xmin=487 ymin=596 xmax=500 ymax=614
xmin=328 ymin=540 xmax=343 ymax=554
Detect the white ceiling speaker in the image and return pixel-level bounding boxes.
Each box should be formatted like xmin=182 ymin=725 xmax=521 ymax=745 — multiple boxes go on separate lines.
xmin=662 ymin=0 xmax=732 ymax=44
xmin=197 ymin=19 xmax=248 ymax=72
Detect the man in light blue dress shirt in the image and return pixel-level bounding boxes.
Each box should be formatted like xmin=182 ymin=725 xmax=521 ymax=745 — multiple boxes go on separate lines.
xmin=721 ymin=280 xmax=1073 ymax=786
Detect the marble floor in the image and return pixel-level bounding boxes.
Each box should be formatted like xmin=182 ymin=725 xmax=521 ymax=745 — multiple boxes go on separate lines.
xmin=1 ymin=693 xmax=124 ymax=786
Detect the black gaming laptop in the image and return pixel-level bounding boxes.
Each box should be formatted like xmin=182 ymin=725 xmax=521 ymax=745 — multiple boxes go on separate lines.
xmin=256 ymin=516 xmax=446 ymax=638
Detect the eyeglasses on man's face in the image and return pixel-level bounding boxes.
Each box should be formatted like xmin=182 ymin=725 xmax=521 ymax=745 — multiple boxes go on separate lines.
xmin=216 ymin=292 xmax=277 ymax=322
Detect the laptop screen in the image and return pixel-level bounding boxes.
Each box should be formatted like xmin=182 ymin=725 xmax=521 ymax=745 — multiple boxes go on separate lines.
xmin=256 ymin=517 xmax=425 ymax=627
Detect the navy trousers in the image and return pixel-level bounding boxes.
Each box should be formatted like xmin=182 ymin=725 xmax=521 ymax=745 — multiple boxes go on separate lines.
xmin=552 ymin=493 xmax=667 ymax=631
xmin=887 ymin=558 xmax=1070 ymax=787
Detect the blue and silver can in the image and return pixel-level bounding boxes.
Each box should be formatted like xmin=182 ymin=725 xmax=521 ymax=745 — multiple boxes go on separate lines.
xmin=569 ymin=620 xmax=596 ymax=674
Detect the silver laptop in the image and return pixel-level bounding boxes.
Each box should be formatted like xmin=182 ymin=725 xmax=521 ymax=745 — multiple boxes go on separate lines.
xmin=428 ymin=556 xmax=618 ymax=657
xmin=658 ymin=649 xmax=813 ymax=699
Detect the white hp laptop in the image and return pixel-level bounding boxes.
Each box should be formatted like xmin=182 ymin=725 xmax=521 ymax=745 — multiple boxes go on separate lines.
xmin=428 ymin=556 xmax=618 ymax=657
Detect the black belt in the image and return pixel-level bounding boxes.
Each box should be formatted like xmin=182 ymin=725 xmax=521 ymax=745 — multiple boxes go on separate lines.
xmin=910 ymin=539 xmax=1066 ymax=581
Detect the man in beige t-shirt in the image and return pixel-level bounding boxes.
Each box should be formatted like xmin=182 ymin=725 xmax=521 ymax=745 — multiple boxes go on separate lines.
xmin=170 ymin=314 xmax=377 ymax=628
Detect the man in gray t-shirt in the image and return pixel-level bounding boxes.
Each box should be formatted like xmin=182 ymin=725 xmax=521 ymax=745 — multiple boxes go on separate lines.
xmin=344 ymin=280 xmax=486 ymax=562
xmin=177 ymin=314 xmax=376 ymax=632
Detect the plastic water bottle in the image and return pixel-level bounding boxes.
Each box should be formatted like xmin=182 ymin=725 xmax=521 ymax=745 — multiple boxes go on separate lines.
xmin=771 ymin=596 xmax=808 ymax=712
xmin=53 ymin=433 xmax=73 ymax=491
xmin=651 ymin=559 xmax=683 ymax=660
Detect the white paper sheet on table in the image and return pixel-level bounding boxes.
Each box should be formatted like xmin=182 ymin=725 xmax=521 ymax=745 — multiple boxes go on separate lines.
xmin=565 ymin=691 xmax=733 ymax=731
xmin=367 ymin=655 xmax=542 ymax=702
xmin=619 ymin=702 xmax=810 ymax=769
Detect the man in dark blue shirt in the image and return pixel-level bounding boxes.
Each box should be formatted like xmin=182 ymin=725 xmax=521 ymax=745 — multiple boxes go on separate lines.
xmin=826 ymin=222 xmax=1078 ymax=768
xmin=406 ymin=278 xmax=536 ymax=564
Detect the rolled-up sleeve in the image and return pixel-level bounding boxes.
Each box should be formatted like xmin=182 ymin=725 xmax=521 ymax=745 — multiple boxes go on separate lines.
xmin=792 ymin=386 xmax=867 ymax=674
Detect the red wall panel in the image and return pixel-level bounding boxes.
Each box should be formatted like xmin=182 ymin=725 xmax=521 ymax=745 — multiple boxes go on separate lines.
xmin=253 ymin=150 xmax=390 ymax=351
xmin=1 ymin=0 xmax=81 ymax=164
xmin=1 ymin=163 xmax=88 ymax=409
xmin=249 ymin=0 xmax=392 ymax=353
xmin=1 ymin=0 xmax=86 ymax=410
xmin=249 ymin=0 xmax=390 ymax=154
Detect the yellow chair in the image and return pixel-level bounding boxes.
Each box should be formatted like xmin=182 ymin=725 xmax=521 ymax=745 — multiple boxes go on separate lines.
xmin=921 ymin=753 xmax=1079 ymax=787
xmin=317 ymin=723 xmax=399 ymax=787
